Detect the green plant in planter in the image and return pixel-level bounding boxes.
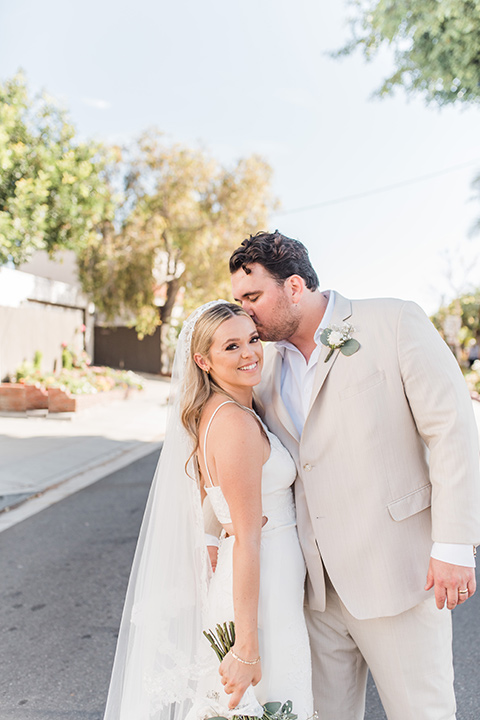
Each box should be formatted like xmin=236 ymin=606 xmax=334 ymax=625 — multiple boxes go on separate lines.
xmin=61 ymin=345 xmax=74 ymax=370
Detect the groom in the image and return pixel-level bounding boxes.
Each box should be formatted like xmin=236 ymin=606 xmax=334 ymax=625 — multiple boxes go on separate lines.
xmin=228 ymin=231 xmax=480 ymax=720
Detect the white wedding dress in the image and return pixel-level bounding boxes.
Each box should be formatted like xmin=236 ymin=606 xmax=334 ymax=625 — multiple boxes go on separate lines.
xmin=187 ymin=401 xmax=314 ymax=720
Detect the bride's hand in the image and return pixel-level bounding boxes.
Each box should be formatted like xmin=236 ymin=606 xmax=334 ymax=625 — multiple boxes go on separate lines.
xmin=219 ymin=648 xmax=262 ymax=709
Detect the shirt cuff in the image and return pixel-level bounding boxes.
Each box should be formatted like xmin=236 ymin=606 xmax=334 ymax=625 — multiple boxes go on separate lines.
xmin=430 ymin=542 xmax=476 ymax=568
xmin=205 ymin=533 xmax=219 ymax=548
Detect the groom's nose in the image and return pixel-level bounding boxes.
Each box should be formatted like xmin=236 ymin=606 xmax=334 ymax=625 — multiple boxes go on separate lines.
xmin=241 ymin=302 xmax=256 ymax=318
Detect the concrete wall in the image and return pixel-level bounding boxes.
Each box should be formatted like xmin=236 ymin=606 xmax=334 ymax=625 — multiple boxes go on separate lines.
xmin=0 ymin=303 xmax=85 ymax=379
xmin=0 ymin=267 xmax=93 ymax=381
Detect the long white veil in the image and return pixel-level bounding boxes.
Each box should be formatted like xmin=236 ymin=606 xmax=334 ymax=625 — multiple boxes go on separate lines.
xmin=103 ymin=301 xmax=227 ymax=720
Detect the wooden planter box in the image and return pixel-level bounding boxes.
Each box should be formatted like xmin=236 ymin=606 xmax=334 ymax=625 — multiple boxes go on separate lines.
xmin=25 ymin=384 xmax=49 ymax=410
xmin=0 ymin=383 xmax=27 ymax=412
xmin=0 ymin=382 xmax=131 ymax=414
xmin=47 ymin=386 xmax=130 ymax=413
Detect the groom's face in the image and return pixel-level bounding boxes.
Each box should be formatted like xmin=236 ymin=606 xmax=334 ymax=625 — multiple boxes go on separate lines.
xmin=231 ymin=263 xmax=299 ymax=342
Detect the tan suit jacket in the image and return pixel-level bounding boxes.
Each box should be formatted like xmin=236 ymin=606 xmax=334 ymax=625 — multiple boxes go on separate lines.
xmin=255 ymin=293 xmax=480 ymax=620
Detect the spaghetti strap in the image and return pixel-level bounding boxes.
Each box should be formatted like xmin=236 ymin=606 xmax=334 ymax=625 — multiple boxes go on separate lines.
xmin=202 ymin=401 xmax=237 ymax=488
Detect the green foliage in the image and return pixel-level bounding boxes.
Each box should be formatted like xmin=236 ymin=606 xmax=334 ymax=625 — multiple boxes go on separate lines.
xmin=431 ymin=290 xmax=480 ymax=346
xmin=16 ymin=362 xmax=144 ymax=395
xmin=336 ymin=0 xmax=480 ymax=105
xmin=78 ymin=129 xmax=276 ymax=362
xmin=33 ymin=350 xmax=42 ymax=370
xmin=340 ymin=338 xmax=361 ymax=356
xmin=0 ymin=71 xmax=113 ymax=265
xmin=61 ymin=346 xmax=74 ymax=370
xmin=465 ymin=362 xmax=480 ymax=396
xmin=0 ymin=73 xmax=276 ymax=372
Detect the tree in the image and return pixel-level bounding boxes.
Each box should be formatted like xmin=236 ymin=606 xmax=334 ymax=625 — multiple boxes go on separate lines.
xmin=78 ymin=130 xmax=277 ymax=372
xmin=431 ymin=290 xmax=480 ymax=356
xmin=336 ymin=0 xmax=480 ymax=106
xmin=0 ymin=72 xmax=112 ymax=266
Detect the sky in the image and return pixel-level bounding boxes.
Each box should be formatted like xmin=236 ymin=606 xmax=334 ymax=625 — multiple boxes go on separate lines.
xmin=1 ymin=0 xmax=480 ymax=314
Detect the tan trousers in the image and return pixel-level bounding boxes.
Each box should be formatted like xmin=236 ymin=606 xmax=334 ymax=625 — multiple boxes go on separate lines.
xmin=305 ymin=576 xmax=456 ymax=720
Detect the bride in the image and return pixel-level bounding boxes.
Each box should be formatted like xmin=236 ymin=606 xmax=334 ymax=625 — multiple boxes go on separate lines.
xmin=103 ymin=300 xmax=313 ymax=720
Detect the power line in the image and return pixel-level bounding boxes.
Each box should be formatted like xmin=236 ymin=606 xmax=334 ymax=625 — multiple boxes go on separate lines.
xmin=273 ymin=159 xmax=480 ymax=216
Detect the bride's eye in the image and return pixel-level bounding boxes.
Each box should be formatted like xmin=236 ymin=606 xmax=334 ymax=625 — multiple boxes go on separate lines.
xmin=250 ymin=336 xmax=260 ymax=344
xmin=225 ymin=343 xmax=239 ymax=351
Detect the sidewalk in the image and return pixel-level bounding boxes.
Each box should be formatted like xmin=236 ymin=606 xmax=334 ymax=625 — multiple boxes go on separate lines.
xmin=0 ymin=375 xmax=171 ymax=520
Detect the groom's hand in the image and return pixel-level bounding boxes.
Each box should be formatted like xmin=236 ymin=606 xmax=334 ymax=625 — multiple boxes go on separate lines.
xmin=425 ymin=557 xmax=476 ymax=609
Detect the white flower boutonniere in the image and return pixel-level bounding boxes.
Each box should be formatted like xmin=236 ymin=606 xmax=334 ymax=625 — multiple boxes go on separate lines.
xmin=320 ymin=323 xmax=360 ymax=363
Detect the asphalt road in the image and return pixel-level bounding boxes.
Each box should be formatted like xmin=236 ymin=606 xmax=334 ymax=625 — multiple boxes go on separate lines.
xmin=0 ymin=452 xmax=478 ymax=720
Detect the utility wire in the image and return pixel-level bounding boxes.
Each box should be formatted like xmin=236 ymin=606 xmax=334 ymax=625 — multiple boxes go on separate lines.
xmin=273 ymin=158 xmax=480 ymax=216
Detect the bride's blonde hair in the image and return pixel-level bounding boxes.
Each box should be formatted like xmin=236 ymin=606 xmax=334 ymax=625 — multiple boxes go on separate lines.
xmin=180 ymin=302 xmax=253 ymax=453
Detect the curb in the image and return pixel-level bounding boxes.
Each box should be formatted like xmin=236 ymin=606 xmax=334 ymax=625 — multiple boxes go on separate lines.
xmin=0 ymin=439 xmax=163 ymax=534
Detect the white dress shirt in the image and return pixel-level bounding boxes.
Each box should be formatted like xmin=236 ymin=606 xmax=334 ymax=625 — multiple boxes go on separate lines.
xmin=274 ymin=290 xmax=475 ymax=569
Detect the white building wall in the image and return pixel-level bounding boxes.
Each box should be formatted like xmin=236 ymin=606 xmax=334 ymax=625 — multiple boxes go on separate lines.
xmin=0 ymin=267 xmax=94 ymax=380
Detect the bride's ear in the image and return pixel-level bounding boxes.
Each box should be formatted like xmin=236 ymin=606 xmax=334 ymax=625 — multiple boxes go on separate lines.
xmin=193 ymin=353 xmax=210 ymax=374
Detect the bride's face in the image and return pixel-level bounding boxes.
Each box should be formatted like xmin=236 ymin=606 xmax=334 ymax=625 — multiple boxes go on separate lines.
xmin=197 ymin=315 xmax=263 ymax=392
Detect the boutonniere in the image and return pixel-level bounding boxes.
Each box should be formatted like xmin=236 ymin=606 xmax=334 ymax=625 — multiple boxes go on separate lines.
xmin=320 ymin=323 xmax=360 ymax=362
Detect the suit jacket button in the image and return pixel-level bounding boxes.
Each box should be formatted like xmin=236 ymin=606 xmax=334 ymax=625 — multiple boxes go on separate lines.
xmin=303 ymin=463 xmax=312 ymax=471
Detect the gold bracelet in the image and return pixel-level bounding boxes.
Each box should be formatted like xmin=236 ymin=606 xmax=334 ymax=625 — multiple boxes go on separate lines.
xmin=229 ymin=649 xmax=260 ymax=665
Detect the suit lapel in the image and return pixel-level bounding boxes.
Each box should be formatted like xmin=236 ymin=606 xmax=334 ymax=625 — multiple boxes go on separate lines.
xmin=307 ymin=293 xmax=353 ymax=415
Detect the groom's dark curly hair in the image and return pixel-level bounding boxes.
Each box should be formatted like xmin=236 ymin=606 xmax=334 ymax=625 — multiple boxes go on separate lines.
xmin=229 ymin=230 xmax=319 ymax=291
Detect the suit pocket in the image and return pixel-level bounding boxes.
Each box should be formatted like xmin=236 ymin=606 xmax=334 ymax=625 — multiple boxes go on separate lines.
xmin=387 ymin=483 xmax=432 ymax=522
xmin=339 ymin=369 xmax=386 ymax=400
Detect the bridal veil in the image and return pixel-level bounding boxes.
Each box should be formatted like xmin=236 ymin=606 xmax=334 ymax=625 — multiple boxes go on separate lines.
xmin=103 ymin=301 xmax=228 ymax=720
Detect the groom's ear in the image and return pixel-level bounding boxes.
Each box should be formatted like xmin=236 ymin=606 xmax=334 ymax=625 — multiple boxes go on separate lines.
xmin=285 ymin=274 xmax=305 ymax=304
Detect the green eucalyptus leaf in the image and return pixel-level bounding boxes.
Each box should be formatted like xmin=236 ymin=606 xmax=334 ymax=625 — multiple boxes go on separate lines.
xmin=340 ymin=338 xmax=360 ymax=356
xmin=281 ymin=701 xmax=293 ymax=713
xmin=263 ymin=702 xmax=282 ymax=714
xmin=319 ymin=329 xmax=331 ymax=346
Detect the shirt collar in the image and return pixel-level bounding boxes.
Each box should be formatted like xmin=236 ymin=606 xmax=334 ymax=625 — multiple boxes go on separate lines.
xmin=274 ymin=290 xmax=336 ymax=357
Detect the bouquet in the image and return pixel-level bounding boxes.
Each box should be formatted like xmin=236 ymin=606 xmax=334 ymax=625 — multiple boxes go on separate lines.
xmin=203 ymin=622 xmax=298 ymax=720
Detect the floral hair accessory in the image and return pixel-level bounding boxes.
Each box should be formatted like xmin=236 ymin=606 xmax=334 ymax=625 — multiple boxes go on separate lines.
xmin=320 ymin=323 xmax=360 ymax=362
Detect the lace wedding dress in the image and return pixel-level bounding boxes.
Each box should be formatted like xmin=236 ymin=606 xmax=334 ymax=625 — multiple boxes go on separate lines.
xmin=187 ymin=401 xmax=314 ymax=720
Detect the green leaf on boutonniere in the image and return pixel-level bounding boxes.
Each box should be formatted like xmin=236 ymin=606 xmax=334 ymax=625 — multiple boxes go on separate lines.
xmin=320 ymin=329 xmax=330 ymax=346
xmin=339 ymin=338 xmax=360 ymax=356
